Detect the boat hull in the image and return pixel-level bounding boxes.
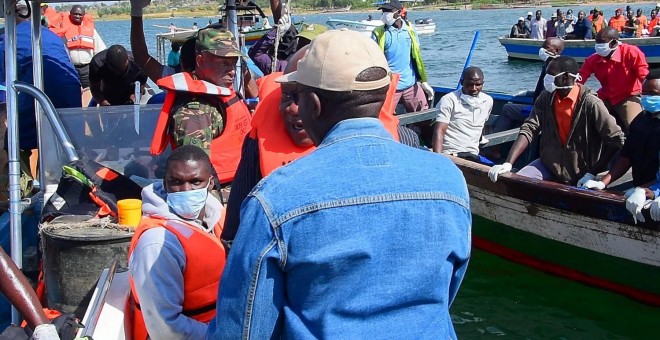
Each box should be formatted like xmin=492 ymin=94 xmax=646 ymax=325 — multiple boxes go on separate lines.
xmin=499 ymin=36 xmax=660 ymax=64
xmin=326 ymin=19 xmax=436 ymax=36
xmin=450 ymin=156 xmax=660 ymax=305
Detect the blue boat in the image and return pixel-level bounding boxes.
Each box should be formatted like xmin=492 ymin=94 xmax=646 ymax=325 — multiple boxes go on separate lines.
xmin=499 ymin=36 xmax=660 ymax=64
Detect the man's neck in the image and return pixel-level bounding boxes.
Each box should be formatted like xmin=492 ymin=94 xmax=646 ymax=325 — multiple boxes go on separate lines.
xmin=392 ymin=19 xmax=403 ymax=29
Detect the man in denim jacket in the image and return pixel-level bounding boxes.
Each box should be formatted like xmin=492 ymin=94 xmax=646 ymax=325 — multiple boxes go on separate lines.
xmin=207 ymin=30 xmax=471 ymax=339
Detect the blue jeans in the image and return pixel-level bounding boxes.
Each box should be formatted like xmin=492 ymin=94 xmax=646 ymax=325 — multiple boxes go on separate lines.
xmin=208 ymin=118 xmax=471 ymax=339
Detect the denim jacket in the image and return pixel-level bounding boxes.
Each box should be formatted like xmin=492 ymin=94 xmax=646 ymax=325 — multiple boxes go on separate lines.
xmin=207 ymin=118 xmax=471 ymax=339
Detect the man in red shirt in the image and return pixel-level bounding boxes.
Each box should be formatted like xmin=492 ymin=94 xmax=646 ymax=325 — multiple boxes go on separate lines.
xmin=578 ymin=27 xmax=649 ymax=133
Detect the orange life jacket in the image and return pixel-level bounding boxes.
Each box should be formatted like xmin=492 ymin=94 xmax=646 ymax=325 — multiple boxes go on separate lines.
xmin=592 ymin=16 xmax=605 ymax=33
xmin=43 ymin=7 xmax=63 ymax=32
xmin=128 ymin=217 xmax=226 ymax=340
xmin=151 ymin=72 xmax=252 ymax=184
xmin=250 ymin=73 xmax=402 ymax=176
xmin=61 ymin=13 xmax=95 ymax=49
xmin=609 ymin=16 xmax=626 ymax=32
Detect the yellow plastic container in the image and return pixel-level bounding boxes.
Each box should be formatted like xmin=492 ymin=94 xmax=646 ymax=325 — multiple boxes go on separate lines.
xmin=117 ymin=199 xmax=142 ymax=228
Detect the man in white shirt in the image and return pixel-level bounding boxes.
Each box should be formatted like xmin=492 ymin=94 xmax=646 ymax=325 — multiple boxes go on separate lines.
xmin=62 ymin=5 xmax=106 ymax=89
xmin=531 ymin=10 xmax=547 ymax=40
xmin=433 ymin=66 xmax=493 ymax=163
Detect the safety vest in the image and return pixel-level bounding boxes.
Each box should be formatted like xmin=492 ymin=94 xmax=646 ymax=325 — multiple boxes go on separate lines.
xmin=151 ymin=72 xmax=252 ymax=184
xmin=373 ymin=23 xmax=427 ymax=83
xmin=128 ymin=217 xmax=226 ymax=340
xmin=61 ymin=13 xmax=95 ymax=49
xmin=592 ymin=16 xmax=605 ymax=34
xmin=43 ymin=7 xmax=63 ymax=32
xmin=250 ymin=73 xmax=402 ymax=176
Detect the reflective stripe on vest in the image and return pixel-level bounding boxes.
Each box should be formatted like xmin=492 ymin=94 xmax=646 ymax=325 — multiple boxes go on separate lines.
xmin=251 ymin=73 xmax=402 ymax=176
xmin=62 ymin=14 xmax=95 ymax=49
xmin=373 ymin=24 xmax=427 ymax=83
xmin=151 ymin=72 xmax=252 ymax=183
xmin=127 ymin=217 xmax=225 ymax=340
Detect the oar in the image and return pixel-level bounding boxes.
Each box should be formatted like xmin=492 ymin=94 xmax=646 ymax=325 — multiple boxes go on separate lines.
xmin=457 ymin=30 xmax=480 ymax=89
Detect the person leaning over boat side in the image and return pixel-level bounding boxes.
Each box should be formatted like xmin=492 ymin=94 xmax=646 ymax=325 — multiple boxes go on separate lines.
xmin=581 ymin=71 xmax=660 ymax=221
xmin=578 ymin=27 xmax=649 ymax=134
xmin=59 ymin=5 xmax=106 ymax=89
xmin=488 ymin=56 xmax=624 ymax=185
xmin=609 ymin=8 xmax=626 ymax=33
xmin=372 ymin=0 xmax=434 ymax=113
xmin=493 ymin=37 xmax=564 ymax=136
xmin=433 ymin=66 xmax=493 ymax=163
xmin=530 ymin=10 xmax=547 ymax=40
xmin=128 ymin=145 xmax=226 ymax=340
xmin=510 ymin=17 xmax=529 ymax=38
xmin=150 ymin=27 xmax=252 ymax=185
xmin=207 ymin=29 xmax=471 ymax=339
xmin=88 ymin=45 xmax=147 ymax=106
xmin=221 ymin=46 xmax=416 ymax=248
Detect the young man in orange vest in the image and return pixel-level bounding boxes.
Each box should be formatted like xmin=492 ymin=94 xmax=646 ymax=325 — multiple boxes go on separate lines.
xmin=60 ymin=5 xmax=105 ymax=89
xmin=150 ymin=27 xmax=252 ymax=184
xmin=128 ymin=145 xmax=226 ymax=340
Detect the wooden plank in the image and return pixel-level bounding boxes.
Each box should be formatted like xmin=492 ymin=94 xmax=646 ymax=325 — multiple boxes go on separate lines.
xmin=482 ymin=128 xmax=519 ymax=148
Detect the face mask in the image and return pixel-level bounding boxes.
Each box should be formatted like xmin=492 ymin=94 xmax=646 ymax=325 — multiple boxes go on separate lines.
xmin=595 ymin=40 xmax=617 ymax=57
xmin=381 ymin=12 xmax=397 ymax=26
xmin=641 ymin=95 xmax=660 ymax=113
xmin=166 ymin=180 xmax=210 ymax=220
xmin=538 ymin=48 xmax=557 ymax=62
xmin=543 ymin=72 xmax=581 ymax=93
xmin=460 ymin=93 xmax=482 ymax=107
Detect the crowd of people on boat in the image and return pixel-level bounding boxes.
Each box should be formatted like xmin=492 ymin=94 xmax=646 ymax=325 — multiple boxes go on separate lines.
xmin=3 ymin=0 xmax=660 ymax=337
xmin=511 ymin=3 xmax=660 ymax=40
xmin=0 ymin=0 xmax=471 ymax=339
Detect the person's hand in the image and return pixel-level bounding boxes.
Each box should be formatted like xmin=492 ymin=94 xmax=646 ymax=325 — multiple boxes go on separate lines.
xmin=624 ymin=187 xmax=647 ymax=224
xmin=576 ymin=172 xmax=595 ymax=188
xmin=31 ymin=324 xmax=59 ymax=340
xmin=488 ymin=162 xmax=512 ymax=182
xmin=650 ymin=197 xmax=660 ymax=221
xmin=130 ymin=0 xmax=151 ymax=17
xmin=421 ymin=82 xmax=434 ymax=102
xmin=277 ymin=9 xmax=291 ymax=32
xmin=581 ymin=179 xmax=606 ymax=190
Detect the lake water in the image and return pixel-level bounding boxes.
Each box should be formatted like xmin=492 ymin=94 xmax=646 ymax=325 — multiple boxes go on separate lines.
xmin=92 ymin=4 xmax=660 ymax=338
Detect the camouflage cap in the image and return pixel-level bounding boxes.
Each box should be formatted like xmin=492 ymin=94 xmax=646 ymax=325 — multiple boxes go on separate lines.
xmin=195 ymin=28 xmax=245 ymax=57
xmin=296 ymin=24 xmax=329 ymax=42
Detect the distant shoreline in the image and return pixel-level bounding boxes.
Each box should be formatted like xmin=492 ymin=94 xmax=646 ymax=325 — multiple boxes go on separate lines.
xmin=81 ymin=0 xmax=660 ymax=22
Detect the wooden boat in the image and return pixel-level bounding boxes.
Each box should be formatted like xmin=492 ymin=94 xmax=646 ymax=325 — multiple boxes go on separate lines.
xmin=396 ymin=86 xmax=660 ymax=306
xmin=326 ymin=17 xmax=436 ymax=35
xmin=499 ymin=36 xmax=660 ymax=64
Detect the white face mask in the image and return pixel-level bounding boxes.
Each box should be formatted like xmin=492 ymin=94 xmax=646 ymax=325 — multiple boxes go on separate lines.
xmin=460 ymin=93 xmax=482 ymax=107
xmin=543 ymin=72 xmax=581 ymax=93
xmin=538 ymin=47 xmax=558 ymax=62
xmin=381 ymin=12 xmax=397 ymax=26
xmin=595 ymin=40 xmax=618 ymax=57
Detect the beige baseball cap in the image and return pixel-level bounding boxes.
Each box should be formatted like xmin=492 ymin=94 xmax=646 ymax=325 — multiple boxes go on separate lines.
xmin=276 ymin=29 xmax=391 ymax=92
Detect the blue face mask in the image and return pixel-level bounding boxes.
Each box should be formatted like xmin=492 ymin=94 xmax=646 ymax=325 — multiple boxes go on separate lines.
xmin=641 ymin=95 xmax=660 ymax=113
xmin=166 ymin=180 xmax=210 ymax=220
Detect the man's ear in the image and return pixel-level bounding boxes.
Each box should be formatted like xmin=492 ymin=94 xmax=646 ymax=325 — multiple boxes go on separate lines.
xmin=208 ymin=176 xmax=215 ymax=191
xmin=309 ymin=92 xmax=322 ymax=121
xmin=196 ymin=54 xmax=204 ymax=69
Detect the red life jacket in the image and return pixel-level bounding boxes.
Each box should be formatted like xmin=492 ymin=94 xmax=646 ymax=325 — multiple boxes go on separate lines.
xmin=250 ymin=73 xmax=402 ymax=176
xmin=127 ymin=217 xmax=226 ymax=340
xmin=61 ymin=13 xmax=95 ymax=49
xmin=151 ymin=72 xmax=252 ymax=183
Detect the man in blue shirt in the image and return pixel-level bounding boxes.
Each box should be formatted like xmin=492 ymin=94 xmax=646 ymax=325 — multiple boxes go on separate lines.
xmin=0 ymin=7 xmax=81 ymax=153
xmin=208 ymin=29 xmax=471 ymax=339
xmin=372 ymin=0 xmax=433 ymax=113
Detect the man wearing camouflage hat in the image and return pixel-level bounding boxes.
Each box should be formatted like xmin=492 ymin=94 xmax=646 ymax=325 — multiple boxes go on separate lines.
xmin=150 ymin=27 xmax=252 ymax=184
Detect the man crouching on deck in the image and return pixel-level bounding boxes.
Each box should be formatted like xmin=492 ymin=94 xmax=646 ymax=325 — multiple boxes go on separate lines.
xmin=488 ymin=56 xmax=624 ymax=185
xmin=128 ymin=145 xmax=226 ymax=340
xmin=207 ymin=29 xmax=471 ymax=339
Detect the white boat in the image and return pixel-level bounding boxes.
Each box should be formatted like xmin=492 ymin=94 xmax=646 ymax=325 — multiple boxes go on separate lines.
xmin=326 ymin=17 xmax=436 ymax=36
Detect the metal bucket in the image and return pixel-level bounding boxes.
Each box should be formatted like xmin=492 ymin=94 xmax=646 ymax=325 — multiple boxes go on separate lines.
xmin=40 ymin=216 xmax=133 ymax=318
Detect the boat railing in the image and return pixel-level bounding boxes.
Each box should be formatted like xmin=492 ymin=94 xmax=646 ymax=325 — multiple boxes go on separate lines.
xmin=78 ymin=259 xmax=119 ymax=338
